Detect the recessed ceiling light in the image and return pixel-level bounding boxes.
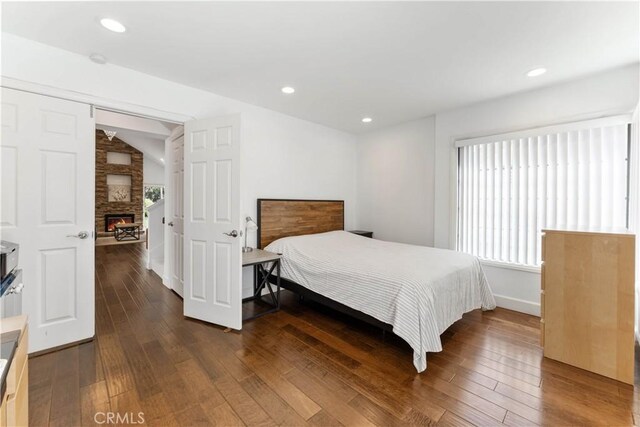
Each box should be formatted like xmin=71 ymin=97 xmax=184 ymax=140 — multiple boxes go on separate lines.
xmin=100 ymin=18 xmax=126 ymax=33
xmin=526 ymin=68 xmax=547 ymax=77
xmin=362 ymin=117 xmax=373 ymax=123
xmin=281 ymin=86 xmax=295 ymax=94
xmin=160 ymin=158 xmax=164 ymax=162
xmin=89 ymin=53 xmax=107 ymax=65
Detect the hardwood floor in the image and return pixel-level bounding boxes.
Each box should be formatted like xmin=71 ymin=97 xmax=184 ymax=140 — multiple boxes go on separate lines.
xmin=29 ymin=243 xmax=639 ymax=426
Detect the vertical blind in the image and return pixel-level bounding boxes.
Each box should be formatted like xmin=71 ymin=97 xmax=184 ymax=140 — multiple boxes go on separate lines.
xmin=456 ymin=116 xmax=630 ymax=266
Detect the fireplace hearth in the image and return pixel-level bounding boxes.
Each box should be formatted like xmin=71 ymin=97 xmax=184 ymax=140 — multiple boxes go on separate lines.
xmin=105 ymin=214 xmax=135 ymax=232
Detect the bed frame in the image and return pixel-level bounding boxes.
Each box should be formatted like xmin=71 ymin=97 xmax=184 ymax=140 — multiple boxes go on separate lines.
xmin=257 ymin=198 xmax=393 ymax=332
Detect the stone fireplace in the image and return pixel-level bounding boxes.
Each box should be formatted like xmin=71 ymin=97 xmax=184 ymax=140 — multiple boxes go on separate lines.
xmin=95 ymin=130 xmax=143 ymax=236
xmin=105 ymin=214 xmax=135 ymax=232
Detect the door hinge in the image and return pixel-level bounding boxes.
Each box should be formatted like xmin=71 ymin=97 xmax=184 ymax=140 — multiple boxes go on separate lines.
xmin=90 ymin=105 xmax=95 ymax=118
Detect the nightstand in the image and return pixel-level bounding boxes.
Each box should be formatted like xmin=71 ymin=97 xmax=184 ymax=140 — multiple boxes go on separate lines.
xmin=348 ymin=230 xmax=373 ymax=238
xmin=242 ymin=249 xmax=281 ymax=321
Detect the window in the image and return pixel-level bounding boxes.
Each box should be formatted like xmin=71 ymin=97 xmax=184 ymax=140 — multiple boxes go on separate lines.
xmin=143 ymin=185 xmax=165 ymax=228
xmin=456 ymin=116 xmax=630 ymax=267
xmin=144 ymin=185 xmax=165 ymax=203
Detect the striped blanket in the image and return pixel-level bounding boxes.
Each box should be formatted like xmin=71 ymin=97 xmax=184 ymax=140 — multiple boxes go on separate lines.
xmin=265 ymin=231 xmax=496 ymax=372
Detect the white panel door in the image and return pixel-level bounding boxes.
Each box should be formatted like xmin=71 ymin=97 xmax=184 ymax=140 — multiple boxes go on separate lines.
xmin=169 ymin=131 xmax=184 ymax=297
xmin=1 ymin=88 xmax=95 ymax=353
xmin=183 ymin=115 xmax=241 ymax=329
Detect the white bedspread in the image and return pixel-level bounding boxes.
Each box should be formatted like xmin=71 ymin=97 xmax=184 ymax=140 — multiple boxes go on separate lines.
xmin=265 ymin=231 xmax=496 ymax=372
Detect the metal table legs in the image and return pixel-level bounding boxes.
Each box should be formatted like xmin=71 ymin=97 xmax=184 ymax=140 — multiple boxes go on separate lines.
xmin=242 ymin=259 xmax=280 ymax=321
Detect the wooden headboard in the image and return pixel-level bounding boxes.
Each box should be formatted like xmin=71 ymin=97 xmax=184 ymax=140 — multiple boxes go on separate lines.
xmin=257 ymin=199 xmax=344 ymax=249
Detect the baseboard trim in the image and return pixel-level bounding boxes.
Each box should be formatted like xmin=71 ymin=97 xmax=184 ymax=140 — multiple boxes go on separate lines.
xmin=162 ymin=275 xmax=171 ymax=289
xmin=150 ymin=258 xmax=164 ymax=278
xmin=493 ymin=294 xmax=540 ymax=317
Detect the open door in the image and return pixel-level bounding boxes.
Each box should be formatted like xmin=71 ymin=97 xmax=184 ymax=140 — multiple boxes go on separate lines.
xmin=183 ymin=115 xmax=242 ymax=330
xmin=1 ymin=88 xmax=95 ymax=353
xmin=167 ymin=127 xmax=185 ymax=297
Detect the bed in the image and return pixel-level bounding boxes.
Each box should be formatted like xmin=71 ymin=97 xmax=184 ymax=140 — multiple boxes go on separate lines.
xmin=257 ymin=199 xmax=496 ymax=372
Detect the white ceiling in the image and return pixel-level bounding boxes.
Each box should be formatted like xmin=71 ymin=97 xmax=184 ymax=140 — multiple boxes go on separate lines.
xmin=2 ymin=2 xmax=638 ymax=133
xmin=95 ymin=109 xmax=174 ymax=165
xmin=97 ymin=127 xmax=166 ymax=166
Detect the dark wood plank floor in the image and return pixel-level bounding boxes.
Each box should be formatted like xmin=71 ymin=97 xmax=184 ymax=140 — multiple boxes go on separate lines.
xmin=29 ymin=243 xmax=639 ymax=426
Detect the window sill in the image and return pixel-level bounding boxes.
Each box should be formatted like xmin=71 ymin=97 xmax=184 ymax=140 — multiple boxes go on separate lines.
xmin=479 ymin=258 xmax=541 ymax=274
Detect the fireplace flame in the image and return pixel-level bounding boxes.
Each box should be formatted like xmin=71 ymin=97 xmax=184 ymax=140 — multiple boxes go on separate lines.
xmin=107 ymin=216 xmax=134 ymax=232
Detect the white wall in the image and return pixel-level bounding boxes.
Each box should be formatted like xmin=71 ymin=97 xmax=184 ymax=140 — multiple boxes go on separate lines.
xmin=354 ymin=65 xmax=639 ymax=315
xmin=143 ymin=157 xmax=164 ymax=185
xmin=240 ymin=111 xmax=357 ymax=295
xmin=146 ymin=199 xmax=165 ymax=277
xmin=2 ymin=33 xmax=358 ymax=298
xmin=356 ymin=116 xmax=435 ymax=245
xmin=6 ymin=33 xmax=638 ymax=317
xmin=432 ymin=64 xmax=640 ymax=315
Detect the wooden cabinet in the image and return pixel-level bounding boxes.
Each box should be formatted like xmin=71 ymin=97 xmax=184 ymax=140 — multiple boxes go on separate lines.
xmin=0 ymin=316 xmax=28 ymax=427
xmin=0 ymin=394 xmax=6 ymax=427
xmin=6 ymin=356 xmax=28 ymax=427
xmin=541 ymin=229 xmax=635 ymax=384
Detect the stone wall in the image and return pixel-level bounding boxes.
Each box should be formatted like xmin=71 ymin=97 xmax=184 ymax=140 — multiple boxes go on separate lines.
xmin=95 ymin=130 xmax=143 ymax=236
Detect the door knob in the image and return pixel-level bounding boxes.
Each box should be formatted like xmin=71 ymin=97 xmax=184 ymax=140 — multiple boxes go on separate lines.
xmin=168 ymin=221 xmax=174 ymax=227
xmin=224 ymin=230 xmax=239 ymax=238
xmin=67 ymin=231 xmax=89 ymax=239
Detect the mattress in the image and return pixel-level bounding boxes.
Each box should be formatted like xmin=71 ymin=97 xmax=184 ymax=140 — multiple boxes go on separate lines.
xmin=265 ymin=230 xmax=496 ymax=372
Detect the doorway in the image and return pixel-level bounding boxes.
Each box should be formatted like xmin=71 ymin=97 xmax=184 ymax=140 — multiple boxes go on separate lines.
xmin=94 ymin=109 xmax=183 ymax=298
xmin=1 ymin=84 xmax=244 ymax=356
xmin=95 ymin=112 xmax=245 ymax=329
